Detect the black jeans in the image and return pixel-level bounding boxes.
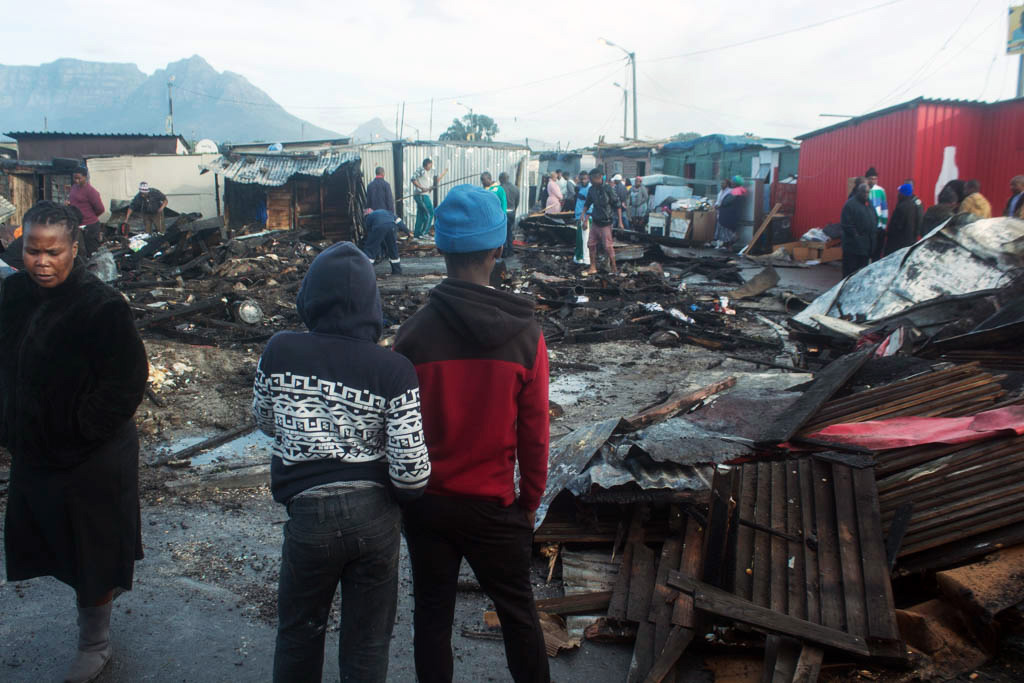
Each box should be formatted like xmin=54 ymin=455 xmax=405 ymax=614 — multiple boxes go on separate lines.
xmin=404 ymin=494 xmax=549 ymax=683
xmin=505 ymin=211 xmax=516 ymax=256
xmin=362 ymin=224 xmax=399 ymax=262
xmin=274 ymin=487 xmax=401 ymax=683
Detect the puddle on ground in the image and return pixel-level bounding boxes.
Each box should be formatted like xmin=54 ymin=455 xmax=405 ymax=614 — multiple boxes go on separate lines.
xmin=549 ymin=374 xmax=592 ymax=407
xmin=155 ymin=430 xmax=274 ymax=466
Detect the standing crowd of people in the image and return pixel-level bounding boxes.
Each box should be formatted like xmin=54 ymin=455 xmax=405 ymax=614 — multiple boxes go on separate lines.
xmin=840 ymin=166 xmax=1024 ymax=277
xmin=3 ymin=181 xmax=551 ymax=683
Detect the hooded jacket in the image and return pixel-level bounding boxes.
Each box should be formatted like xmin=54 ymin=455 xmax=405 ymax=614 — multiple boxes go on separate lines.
xmin=841 ymin=195 xmax=876 ymax=257
xmin=252 ymin=242 xmax=430 ymax=503
xmin=394 ymin=280 xmax=549 ymax=511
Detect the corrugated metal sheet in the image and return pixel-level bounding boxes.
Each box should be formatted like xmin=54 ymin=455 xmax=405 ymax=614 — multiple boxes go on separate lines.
xmin=793 ymin=98 xmax=1024 ymax=237
xmin=201 ymin=150 xmax=360 ymax=187
xmin=398 ymin=141 xmax=531 ymax=218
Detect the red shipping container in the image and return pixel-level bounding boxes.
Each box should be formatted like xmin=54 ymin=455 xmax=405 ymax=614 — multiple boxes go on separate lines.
xmin=793 ymin=97 xmax=1024 ymax=238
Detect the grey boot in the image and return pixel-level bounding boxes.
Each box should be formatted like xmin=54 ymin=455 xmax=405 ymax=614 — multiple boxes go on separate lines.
xmin=65 ymin=603 xmax=112 ymax=683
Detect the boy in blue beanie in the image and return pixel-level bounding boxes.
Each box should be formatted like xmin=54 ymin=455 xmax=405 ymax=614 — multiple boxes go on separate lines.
xmin=253 ymin=242 xmax=431 ymax=682
xmin=395 ymin=185 xmax=550 ymax=683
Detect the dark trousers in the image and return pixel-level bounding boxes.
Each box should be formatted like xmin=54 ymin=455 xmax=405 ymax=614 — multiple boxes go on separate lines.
xmin=81 ymin=222 xmax=102 ymax=256
xmin=274 ymin=487 xmax=401 ymax=683
xmin=362 ymin=224 xmax=399 ymax=261
xmin=403 ymin=494 xmax=550 ymax=683
xmin=842 ymin=252 xmax=870 ymax=277
xmin=505 ymin=211 xmax=516 ymax=256
xmin=871 ymin=227 xmax=886 ymax=261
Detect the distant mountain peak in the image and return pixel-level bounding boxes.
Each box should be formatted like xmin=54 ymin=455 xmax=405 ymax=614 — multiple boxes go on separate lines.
xmin=0 ymin=56 xmax=336 ymax=143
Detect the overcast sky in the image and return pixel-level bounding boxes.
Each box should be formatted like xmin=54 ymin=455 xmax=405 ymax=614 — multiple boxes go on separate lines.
xmin=2 ymin=0 xmax=1021 ymax=145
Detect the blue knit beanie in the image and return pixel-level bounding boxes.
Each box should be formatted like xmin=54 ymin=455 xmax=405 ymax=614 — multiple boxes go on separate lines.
xmin=898 ymin=182 xmax=913 ymax=197
xmin=434 ymin=184 xmax=507 ymax=253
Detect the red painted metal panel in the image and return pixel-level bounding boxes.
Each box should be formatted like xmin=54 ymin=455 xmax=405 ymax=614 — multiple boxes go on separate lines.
xmin=793 ymin=99 xmax=1024 ymax=237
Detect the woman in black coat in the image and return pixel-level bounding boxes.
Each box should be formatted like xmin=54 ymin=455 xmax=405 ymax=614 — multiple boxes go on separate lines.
xmin=884 ymin=182 xmax=924 ymax=255
xmin=841 ymin=181 xmax=876 ymax=277
xmin=0 ymin=201 xmax=149 ymax=683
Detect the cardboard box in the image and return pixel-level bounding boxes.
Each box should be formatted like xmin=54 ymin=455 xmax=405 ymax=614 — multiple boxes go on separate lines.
xmin=778 ymin=240 xmax=843 ymax=263
xmin=670 ymin=216 xmax=690 ymax=239
xmin=647 ymin=212 xmax=666 ymax=237
xmin=690 ymin=210 xmax=716 ymax=242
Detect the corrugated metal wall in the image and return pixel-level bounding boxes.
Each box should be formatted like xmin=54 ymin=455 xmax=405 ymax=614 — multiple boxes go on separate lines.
xmin=794 ymin=99 xmax=1024 ymax=237
xmin=397 ymin=142 xmax=530 ymax=218
xmin=794 ymin=107 xmax=917 ymax=236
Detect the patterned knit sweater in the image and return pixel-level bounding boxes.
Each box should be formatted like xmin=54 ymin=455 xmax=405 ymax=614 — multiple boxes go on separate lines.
xmin=252 ymin=242 xmax=430 ymax=503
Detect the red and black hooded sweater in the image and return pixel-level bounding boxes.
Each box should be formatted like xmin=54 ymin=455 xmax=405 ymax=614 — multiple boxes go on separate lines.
xmin=394 ymin=279 xmax=549 ymax=511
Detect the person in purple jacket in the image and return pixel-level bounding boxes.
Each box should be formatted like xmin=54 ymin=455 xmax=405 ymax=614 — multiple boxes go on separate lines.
xmin=67 ymin=168 xmax=105 ymax=256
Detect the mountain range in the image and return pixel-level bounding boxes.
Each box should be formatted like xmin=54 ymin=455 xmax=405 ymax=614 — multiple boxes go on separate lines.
xmin=0 ymin=56 xmax=337 ymax=143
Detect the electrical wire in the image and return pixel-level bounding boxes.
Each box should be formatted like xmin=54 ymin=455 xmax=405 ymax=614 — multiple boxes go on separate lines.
xmin=646 ymin=0 xmax=911 ymax=63
xmin=172 ymin=57 xmax=626 ymax=113
xmin=866 ymin=0 xmax=983 ymax=110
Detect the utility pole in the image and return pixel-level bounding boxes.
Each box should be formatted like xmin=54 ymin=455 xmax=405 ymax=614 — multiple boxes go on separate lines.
xmin=167 ymin=76 xmax=175 ymax=135
xmin=1018 ymin=54 xmax=1023 ymax=98
xmin=600 ymin=38 xmax=638 ymax=139
xmin=429 ymin=98 xmax=434 ymax=140
xmin=614 ymin=82 xmax=628 ymax=140
xmin=400 ymin=101 xmax=406 ymax=139
xmin=630 ymin=52 xmax=638 ymax=139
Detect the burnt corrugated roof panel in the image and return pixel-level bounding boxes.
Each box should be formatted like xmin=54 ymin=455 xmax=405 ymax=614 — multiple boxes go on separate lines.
xmin=201 ymin=150 xmax=360 ymax=187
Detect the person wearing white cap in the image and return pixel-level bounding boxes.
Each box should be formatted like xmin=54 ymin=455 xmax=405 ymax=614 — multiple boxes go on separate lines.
xmin=124 ymin=182 xmax=168 ymax=234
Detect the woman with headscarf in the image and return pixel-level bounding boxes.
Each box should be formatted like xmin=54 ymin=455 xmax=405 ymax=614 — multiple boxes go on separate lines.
xmin=544 ymin=173 xmax=564 ymax=214
xmin=627 ymin=176 xmax=649 ymax=231
xmin=715 ymin=175 xmax=747 ymax=248
xmin=1 ymin=201 xmax=149 ymax=683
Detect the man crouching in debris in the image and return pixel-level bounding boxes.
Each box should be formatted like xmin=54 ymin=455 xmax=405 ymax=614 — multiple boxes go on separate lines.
xmin=582 ymin=167 xmax=622 ymax=275
xmin=360 ymin=208 xmax=406 ymax=274
xmin=394 ymin=184 xmax=551 ymax=683
xmin=1 ymin=201 xmax=149 ymax=683
xmin=252 ymin=241 xmax=431 ymax=682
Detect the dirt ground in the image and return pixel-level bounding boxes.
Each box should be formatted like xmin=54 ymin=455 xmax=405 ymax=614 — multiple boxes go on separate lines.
xmin=3 ymin=254 xmax=1020 ymax=682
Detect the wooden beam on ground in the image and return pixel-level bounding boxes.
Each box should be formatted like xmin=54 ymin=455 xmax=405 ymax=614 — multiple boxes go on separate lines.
xmin=150 ymin=423 xmax=256 ymax=467
xmin=642 ymin=626 xmax=695 ymax=683
xmin=741 ymin=202 xmax=782 ymax=256
xmin=625 ymin=377 xmax=737 ymax=430
xmin=666 ymin=573 xmax=871 ymax=656
xmin=534 ymin=591 xmax=612 ymax=616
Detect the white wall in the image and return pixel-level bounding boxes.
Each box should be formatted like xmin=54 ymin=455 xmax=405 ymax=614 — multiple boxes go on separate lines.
xmin=86 ymin=154 xmax=222 ymax=220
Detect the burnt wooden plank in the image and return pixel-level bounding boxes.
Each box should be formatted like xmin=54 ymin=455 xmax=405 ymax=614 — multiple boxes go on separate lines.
xmin=627 ymin=544 xmax=658 ymax=623
xmin=756 ymin=345 xmax=875 ymax=446
xmin=650 ymin=535 xmax=683 ymax=681
xmin=770 ymin=461 xmax=789 ymax=618
xmin=852 ymin=467 xmax=901 ymax=642
xmin=885 ymin=503 xmax=914 ymax=570
xmin=832 ymin=464 xmax=867 ymax=637
xmin=761 ymin=635 xmax=782 ymax=683
xmin=672 ymin=515 xmax=704 ymax=627
xmin=641 ymin=626 xmax=695 ymax=683
xmin=535 ymin=591 xmax=613 ymax=615
xmin=792 ymin=645 xmax=824 ymax=683
xmin=609 ymin=541 xmax=636 ymax=620
xmin=770 ymin=637 xmax=803 ymax=683
xmin=724 ymin=466 xmax=744 ymax=597
xmin=667 ymin=573 xmax=871 ymax=656
xmin=812 ymin=459 xmax=845 ymax=631
xmin=628 ymin=618 xmax=657 ymax=683
xmin=798 ymin=459 xmax=821 ymax=625
xmin=786 ymin=460 xmax=807 ymax=622
xmin=733 ymin=464 xmax=758 ymax=601
xmin=702 ymin=465 xmax=735 ymax=587
xmin=752 ymin=461 xmax=773 ymax=607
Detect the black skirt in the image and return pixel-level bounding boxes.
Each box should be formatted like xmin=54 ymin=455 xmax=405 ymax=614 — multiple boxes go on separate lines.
xmin=4 ymin=421 xmax=144 ymax=604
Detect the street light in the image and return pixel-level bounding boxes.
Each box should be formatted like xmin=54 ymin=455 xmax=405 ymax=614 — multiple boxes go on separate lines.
xmin=599 ymin=37 xmax=637 ymax=139
xmin=612 ymin=82 xmax=628 ymax=141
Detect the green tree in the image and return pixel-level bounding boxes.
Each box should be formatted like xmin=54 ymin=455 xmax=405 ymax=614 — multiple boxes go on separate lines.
xmin=440 ymin=113 xmax=499 ymax=142
xmin=671 ymin=131 xmax=701 ymax=142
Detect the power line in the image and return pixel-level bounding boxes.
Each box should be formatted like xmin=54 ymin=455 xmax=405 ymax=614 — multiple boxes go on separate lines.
xmin=867 ymin=0 xmax=983 ymax=110
xmin=173 ymin=58 xmax=626 ymax=113
xmin=646 ymin=0 xmax=910 ymax=63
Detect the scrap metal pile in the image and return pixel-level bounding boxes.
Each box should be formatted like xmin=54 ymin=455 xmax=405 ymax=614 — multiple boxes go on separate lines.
xmin=506 ymin=217 xmax=1024 ymax=682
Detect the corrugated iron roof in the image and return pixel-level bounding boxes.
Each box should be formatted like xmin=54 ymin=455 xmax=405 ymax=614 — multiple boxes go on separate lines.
xmin=795 ymin=97 xmax=1022 ymax=141
xmin=661 ymin=133 xmax=798 ymax=153
xmin=5 ymin=131 xmax=186 ymax=141
xmin=201 ymin=150 xmax=360 ymax=187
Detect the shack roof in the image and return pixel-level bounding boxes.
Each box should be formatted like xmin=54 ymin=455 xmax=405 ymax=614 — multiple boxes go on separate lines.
xmin=201 ymin=150 xmax=360 ymax=187
xmin=5 ymin=131 xmax=188 ymax=145
xmin=661 ymin=134 xmax=798 ymax=153
xmin=794 ymin=97 xmax=1021 ymax=141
